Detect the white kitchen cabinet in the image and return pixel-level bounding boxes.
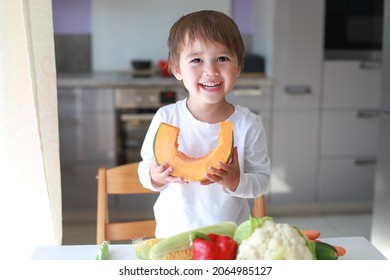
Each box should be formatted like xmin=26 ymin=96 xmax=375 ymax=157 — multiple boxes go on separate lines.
xmin=58 ymin=87 xmax=116 ymax=213
xmin=227 ymin=81 xmax=272 ymax=146
xmin=318 ymin=158 xmax=376 ymax=202
xmin=321 ymin=110 xmax=379 ymax=157
xmin=323 ymin=61 xmax=382 ymax=109
xmin=318 ymin=60 xmax=381 ymax=203
xmin=271 ymin=0 xmax=324 ymax=110
xmin=270 ymin=111 xmax=319 ymax=204
xmin=252 ymin=0 xmax=324 ymax=204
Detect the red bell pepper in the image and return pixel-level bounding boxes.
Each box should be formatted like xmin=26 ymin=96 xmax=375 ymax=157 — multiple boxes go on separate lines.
xmin=191 ymin=232 xmax=238 ymax=260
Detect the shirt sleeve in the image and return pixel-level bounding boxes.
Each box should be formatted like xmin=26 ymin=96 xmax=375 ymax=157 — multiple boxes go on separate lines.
xmin=137 ymin=109 xmax=168 ymax=191
xmin=223 ymin=115 xmax=271 ymax=198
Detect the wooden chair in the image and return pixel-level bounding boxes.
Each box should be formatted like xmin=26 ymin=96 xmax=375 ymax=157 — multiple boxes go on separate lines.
xmin=96 ymin=162 xmax=157 ymax=244
xmin=96 ymin=162 xmax=266 ymax=244
xmin=253 ymin=194 xmax=266 ymax=218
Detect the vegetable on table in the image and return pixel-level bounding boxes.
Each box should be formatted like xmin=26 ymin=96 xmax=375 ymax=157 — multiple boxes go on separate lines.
xmin=234 ymin=216 xmax=347 ymax=260
xmin=234 ymin=216 xmax=273 ymax=245
xmin=95 ymin=240 xmax=109 ymax=260
xmin=153 ymin=121 xmax=234 ymax=181
xmin=191 ymin=232 xmax=238 ymax=260
xmin=314 ymin=241 xmax=339 ymax=260
xmin=235 ymin=216 xmax=315 ymax=260
xmin=300 ymin=229 xmax=346 ymax=259
xmin=135 ymin=221 xmax=237 ymax=260
xmin=134 ymin=216 xmax=347 ymax=261
xmin=134 ymin=238 xmax=162 ymax=260
xmin=334 ymin=245 xmax=346 ymax=257
xmin=301 ymin=229 xmax=321 ymax=240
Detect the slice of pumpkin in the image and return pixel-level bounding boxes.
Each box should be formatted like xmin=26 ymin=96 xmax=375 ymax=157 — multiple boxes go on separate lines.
xmin=153 ymin=121 xmax=234 ymax=181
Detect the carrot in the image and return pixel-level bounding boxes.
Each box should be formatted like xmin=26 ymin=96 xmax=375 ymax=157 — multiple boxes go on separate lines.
xmin=301 ymin=229 xmax=321 ymax=240
xmin=334 ymin=245 xmax=346 ymax=257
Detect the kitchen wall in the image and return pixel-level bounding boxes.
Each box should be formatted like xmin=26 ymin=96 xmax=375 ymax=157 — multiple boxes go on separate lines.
xmin=52 ymin=0 xmax=91 ymax=34
xmin=52 ymin=0 xmax=255 ymax=73
xmin=91 ymin=0 xmax=230 ymax=72
xmin=52 ymin=0 xmax=91 ymax=73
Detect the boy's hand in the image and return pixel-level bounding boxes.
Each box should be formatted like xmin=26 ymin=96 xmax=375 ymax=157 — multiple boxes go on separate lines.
xmin=201 ymin=147 xmax=240 ymax=191
xmin=150 ymin=158 xmax=188 ymax=188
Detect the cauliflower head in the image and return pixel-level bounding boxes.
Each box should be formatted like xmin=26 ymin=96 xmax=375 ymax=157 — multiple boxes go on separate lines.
xmin=236 ymin=220 xmax=314 ymax=260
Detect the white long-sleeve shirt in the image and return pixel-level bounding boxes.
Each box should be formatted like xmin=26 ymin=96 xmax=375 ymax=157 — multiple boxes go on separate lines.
xmin=138 ymin=98 xmax=271 ymax=238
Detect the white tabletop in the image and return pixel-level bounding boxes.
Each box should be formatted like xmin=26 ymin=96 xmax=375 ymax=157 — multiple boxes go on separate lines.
xmin=31 ymin=236 xmax=386 ymax=260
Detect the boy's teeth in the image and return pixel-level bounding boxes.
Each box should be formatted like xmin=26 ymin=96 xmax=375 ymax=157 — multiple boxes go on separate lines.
xmin=201 ymin=82 xmax=221 ymax=88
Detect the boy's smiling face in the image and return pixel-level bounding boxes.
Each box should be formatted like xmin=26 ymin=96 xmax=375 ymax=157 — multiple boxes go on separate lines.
xmin=171 ymin=37 xmax=241 ymax=105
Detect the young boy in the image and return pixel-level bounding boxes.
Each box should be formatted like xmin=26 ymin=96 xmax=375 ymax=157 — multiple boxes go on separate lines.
xmin=138 ymin=10 xmax=271 ymax=238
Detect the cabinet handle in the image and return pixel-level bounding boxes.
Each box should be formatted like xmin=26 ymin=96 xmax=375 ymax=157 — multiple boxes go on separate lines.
xmin=284 ymin=85 xmax=311 ymax=95
xmin=120 ymin=113 xmax=154 ymax=121
xmin=232 ymin=88 xmax=263 ymax=96
xmin=354 ymin=158 xmax=376 ymax=166
xmin=356 ymin=109 xmax=380 ymax=119
xmin=359 ymin=61 xmax=381 ymax=70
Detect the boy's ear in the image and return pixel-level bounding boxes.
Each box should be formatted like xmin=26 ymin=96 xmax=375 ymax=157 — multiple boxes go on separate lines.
xmin=171 ymin=66 xmax=183 ymax=80
xmin=236 ymin=66 xmax=242 ymax=77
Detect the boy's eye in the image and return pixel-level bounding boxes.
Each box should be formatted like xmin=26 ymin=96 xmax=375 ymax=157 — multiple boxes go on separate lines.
xmin=191 ymin=58 xmax=202 ymax=63
xmin=217 ymin=56 xmax=230 ymax=62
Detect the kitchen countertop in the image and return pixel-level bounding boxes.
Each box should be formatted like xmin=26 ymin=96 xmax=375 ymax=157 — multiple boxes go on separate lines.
xmin=56 ymin=72 xmax=274 ymax=88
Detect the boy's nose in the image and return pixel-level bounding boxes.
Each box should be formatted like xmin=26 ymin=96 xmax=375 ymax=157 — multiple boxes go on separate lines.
xmin=203 ymin=62 xmax=219 ymax=77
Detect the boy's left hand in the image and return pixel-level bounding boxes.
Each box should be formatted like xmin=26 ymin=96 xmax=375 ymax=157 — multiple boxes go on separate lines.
xmin=200 ymin=147 xmax=240 ymax=192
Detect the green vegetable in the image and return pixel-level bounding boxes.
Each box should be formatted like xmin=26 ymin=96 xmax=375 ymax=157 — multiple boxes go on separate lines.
xmin=148 ymin=221 xmax=237 ymax=260
xmin=294 ymin=226 xmax=316 ymax=259
xmin=236 ymin=218 xmax=314 ymax=260
xmin=234 ymin=216 xmax=273 ymax=244
xmin=135 ymin=238 xmax=162 ymax=259
xmin=95 ymin=240 xmax=109 ymax=260
xmin=314 ymin=241 xmax=339 ymax=260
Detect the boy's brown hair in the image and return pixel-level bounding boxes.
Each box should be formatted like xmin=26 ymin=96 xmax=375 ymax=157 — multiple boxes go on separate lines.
xmin=167 ymin=10 xmax=245 ymax=73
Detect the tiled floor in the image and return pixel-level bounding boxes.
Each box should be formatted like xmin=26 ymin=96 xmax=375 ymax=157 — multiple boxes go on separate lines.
xmin=62 ymin=212 xmax=373 ymax=245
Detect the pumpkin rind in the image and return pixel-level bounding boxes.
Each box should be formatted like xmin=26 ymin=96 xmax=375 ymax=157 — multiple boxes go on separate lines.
xmin=153 ymin=121 xmax=234 ymax=181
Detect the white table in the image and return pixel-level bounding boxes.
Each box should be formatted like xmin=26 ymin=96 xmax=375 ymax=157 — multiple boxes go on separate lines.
xmin=31 ymin=236 xmax=386 ymax=260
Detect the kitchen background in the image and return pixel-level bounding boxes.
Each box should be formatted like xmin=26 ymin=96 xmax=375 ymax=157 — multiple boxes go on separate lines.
xmin=52 ymin=0 xmax=389 ymax=258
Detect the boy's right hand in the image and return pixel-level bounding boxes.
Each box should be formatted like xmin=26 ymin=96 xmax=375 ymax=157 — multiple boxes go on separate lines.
xmin=150 ymin=159 xmax=188 ymax=188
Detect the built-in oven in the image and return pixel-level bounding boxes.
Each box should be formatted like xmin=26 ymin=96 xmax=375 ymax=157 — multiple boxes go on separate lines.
xmin=115 ymin=86 xmax=188 ymax=165
xmin=324 ymin=0 xmax=384 ymax=60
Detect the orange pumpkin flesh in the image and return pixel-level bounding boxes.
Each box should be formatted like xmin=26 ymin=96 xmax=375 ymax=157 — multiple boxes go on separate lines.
xmin=153 ymin=121 xmax=234 ymax=181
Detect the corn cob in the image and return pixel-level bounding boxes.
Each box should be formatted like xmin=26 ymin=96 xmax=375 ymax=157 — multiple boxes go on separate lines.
xmin=135 ymin=238 xmax=162 ymax=260
xmin=147 ymin=221 xmax=237 ymax=260
xmin=160 ymin=248 xmax=194 ymax=260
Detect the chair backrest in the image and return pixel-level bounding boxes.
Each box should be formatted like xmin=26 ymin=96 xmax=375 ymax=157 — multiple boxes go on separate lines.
xmin=96 ymin=162 xmax=266 ymax=244
xmin=96 ymin=162 xmax=157 ymax=244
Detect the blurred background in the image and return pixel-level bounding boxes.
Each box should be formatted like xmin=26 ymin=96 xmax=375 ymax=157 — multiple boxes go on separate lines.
xmin=52 ymin=0 xmax=390 ymax=258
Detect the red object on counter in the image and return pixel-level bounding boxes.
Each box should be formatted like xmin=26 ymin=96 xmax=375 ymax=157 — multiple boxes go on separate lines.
xmin=191 ymin=232 xmax=238 ymax=260
xmin=159 ymin=60 xmax=170 ymax=77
